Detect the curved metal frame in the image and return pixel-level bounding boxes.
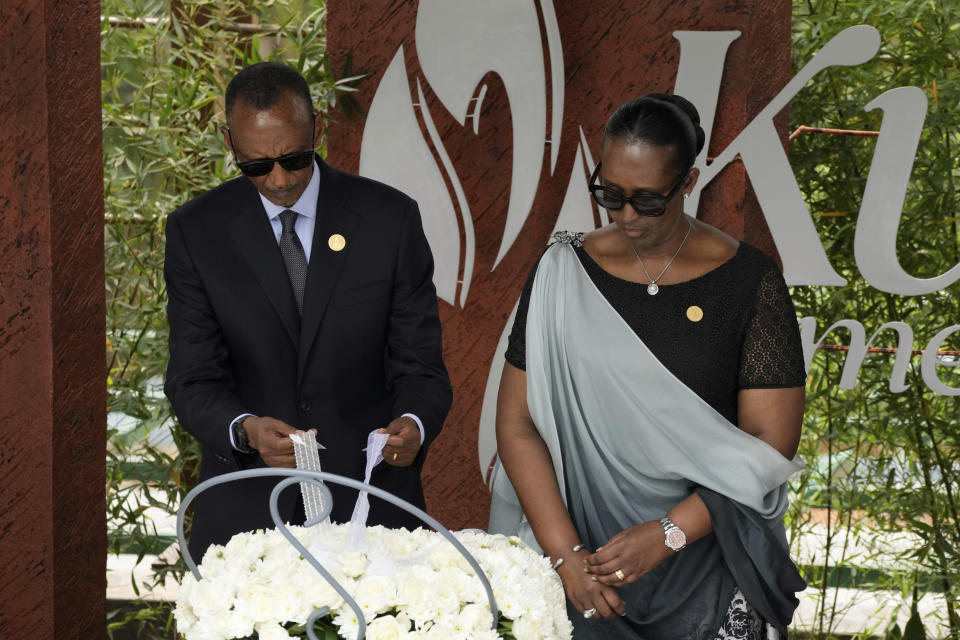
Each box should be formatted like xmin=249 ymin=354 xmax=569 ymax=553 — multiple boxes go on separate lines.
xmin=176 ymin=469 xmax=499 ymax=640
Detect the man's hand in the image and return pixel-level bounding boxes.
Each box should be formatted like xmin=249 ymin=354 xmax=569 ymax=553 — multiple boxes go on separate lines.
xmin=244 ymin=416 xmax=311 ymax=468
xmin=377 ymin=416 xmax=421 ymax=467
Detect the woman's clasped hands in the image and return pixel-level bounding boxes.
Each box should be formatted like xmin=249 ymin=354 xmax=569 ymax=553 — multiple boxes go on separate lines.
xmin=556 ymin=546 xmax=626 ymax=620
xmin=584 ymin=520 xmax=673 ymax=587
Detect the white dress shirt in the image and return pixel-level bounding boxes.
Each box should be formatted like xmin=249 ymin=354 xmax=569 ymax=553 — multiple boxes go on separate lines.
xmin=257 ymin=159 xmax=321 ymax=261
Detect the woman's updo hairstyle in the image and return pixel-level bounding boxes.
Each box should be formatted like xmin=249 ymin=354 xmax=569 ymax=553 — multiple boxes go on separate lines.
xmin=602 ymin=93 xmax=706 ymax=177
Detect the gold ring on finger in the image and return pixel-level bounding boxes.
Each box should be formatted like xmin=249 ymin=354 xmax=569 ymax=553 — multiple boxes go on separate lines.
xmin=615 ymin=569 xmax=626 ymax=581
xmin=392 ymin=452 xmax=398 ymax=461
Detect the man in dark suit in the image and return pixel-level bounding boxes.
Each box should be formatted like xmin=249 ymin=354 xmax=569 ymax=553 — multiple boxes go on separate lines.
xmin=164 ymin=62 xmax=452 ymax=560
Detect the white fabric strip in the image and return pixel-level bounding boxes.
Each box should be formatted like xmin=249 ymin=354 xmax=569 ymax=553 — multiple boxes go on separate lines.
xmin=291 ymin=431 xmax=327 ymax=524
xmin=346 ymin=430 xmax=390 ymax=549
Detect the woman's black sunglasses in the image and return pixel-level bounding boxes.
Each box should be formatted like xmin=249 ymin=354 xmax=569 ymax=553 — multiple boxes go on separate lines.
xmin=587 ymin=162 xmax=689 ymax=217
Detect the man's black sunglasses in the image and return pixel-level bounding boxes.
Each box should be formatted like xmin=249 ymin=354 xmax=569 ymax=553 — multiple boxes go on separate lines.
xmin=236 ymin=149 xmax=315 ymax=177
xmin=226 ymin=128 xmax=315 ymax=177
xmin=588 ymin=162 xmax=689 ymax=217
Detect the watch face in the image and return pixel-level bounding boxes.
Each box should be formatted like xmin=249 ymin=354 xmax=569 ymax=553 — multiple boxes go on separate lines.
xmin=666 ymin=529 xmax=686 ymax=550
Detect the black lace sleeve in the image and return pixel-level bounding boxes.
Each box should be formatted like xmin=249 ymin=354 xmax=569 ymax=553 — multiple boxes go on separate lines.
xmin=738 ymin=265 xmax=807 ymax=389
xmin=504 ymin=255 xmax=543 ymax=371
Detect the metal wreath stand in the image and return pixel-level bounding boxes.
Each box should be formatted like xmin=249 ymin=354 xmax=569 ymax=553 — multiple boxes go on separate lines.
xmin=177 ymin=469 xmax=500 ymax=640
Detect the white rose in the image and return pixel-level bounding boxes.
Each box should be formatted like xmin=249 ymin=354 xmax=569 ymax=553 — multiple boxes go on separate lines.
xmin=435 ymin=565 xmax=472 ymax=601
xmin=429 ymin=546 xmax=467 ymax=571
xmin=427 ymin=588 xmax=461 ymax=623
xmin=263 ymin=528 xmax=297 ymax=554
xmin=383 ymin=530 xmax=419 ymax=557
xmin=303 ymin=573 xmax=345 ymax=612
xmin=453 ymin=603 xmax=491 ymax=634
xmin=198 ymin=543 xmax=228 ymax=568
xmin=188 ymin=579 xmax=234 ymax=617
xmin=511 ymin=613 xmax=545 ymax=640
xmin=196 ymin=551 xmax=228 ymax=579
xmin=286 ymin=584 xmax=317 ymax=624
xmin=222 ymin=607 xmax=255 ymax=639
xmin=422 ymin=621 xmax=458 ymax=639
xmin=366 ymin=614 xmax=412 ymax=640
xmin=341 ymin=551 xmax=369 ymax=578
xmin=190 ymin=611 xmax=231 ymax=640
xmin=255 ymin=621 xmax=293 ymax=640
xmin=356 ymin=574 xmax=397 ymax=615
xmin=399 ymin=580 xmax=434 ymax=627
xmin=243 ymin=583 xmax=279 ymax=623
xmin=270 ymin=582 xmax=307 ymax=623
xmin=223 ymin=531 xmax=266 ymax=566
xmin=172 ymin=598 xmax=198 ymax=635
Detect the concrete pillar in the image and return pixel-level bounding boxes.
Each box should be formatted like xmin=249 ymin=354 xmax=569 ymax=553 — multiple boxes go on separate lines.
xmin=0 ymin=0 xmax=106 ymax=637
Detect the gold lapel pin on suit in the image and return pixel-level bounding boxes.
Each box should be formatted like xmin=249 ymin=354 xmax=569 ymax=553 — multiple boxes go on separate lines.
xmin=328 ymin=234 xmax=346 ymax=252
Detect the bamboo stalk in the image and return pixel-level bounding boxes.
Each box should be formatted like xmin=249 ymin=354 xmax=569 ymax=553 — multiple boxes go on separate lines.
xmin=101 ymin=15 xmax=285 ymax=34
xmin=788 ymin=125 xmax=881 ymax=141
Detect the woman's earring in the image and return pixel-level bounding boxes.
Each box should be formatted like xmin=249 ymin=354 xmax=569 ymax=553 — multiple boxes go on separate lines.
xmin=683 ymin=193 xmax=689 ymax=200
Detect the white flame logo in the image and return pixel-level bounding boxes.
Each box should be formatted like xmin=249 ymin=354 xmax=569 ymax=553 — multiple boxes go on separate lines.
xmin=358 ymin=0 xmax=607 ymax=483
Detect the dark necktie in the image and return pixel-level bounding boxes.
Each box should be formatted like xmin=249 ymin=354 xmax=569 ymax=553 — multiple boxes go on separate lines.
xmin=278 ymin=209 xmax=307 ymax=314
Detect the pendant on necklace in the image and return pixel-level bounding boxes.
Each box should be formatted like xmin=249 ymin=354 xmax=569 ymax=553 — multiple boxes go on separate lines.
xmin=647 ymin=283 xmax=659 ymax=296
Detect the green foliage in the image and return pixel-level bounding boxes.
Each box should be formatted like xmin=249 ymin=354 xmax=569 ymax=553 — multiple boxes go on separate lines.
xmin=788 ymin=1 xmax=960 ymax=638
xmin=102 ymin=1 xmax=358 ymax=637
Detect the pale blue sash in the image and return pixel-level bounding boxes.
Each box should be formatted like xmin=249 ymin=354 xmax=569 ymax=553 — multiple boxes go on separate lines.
xmin=489 ymin=242 xmax=803 ymax=552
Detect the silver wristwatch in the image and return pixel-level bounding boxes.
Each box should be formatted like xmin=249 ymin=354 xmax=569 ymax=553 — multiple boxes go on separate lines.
xmin=659 ymin=517 xmax=687 ymax=552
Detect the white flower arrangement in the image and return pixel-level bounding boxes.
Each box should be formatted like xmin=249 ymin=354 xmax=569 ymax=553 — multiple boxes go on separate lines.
xmin=174 ymin=523 xmax=573 ymax=640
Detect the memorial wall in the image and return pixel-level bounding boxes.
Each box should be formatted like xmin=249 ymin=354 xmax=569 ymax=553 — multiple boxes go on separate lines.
xmin=327 ymin=0 xmax=793 ymax=528
xmin=327 ymin=1 xmax=960 ymax=530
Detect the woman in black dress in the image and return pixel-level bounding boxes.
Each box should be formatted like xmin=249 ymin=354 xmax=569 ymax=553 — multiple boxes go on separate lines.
xmin=489 ymin=94 xmax=808 ymax=639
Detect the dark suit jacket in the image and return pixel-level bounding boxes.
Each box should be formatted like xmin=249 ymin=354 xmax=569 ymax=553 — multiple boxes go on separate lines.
xmin=164 ymin=158 xmax=452 ymax=561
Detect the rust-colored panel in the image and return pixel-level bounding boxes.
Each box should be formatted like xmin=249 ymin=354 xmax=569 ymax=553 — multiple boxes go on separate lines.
xmin=327 ymin=0 xmax=791 ymax=530
xmin=0 ymin=0 xmax=105 ymax=636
